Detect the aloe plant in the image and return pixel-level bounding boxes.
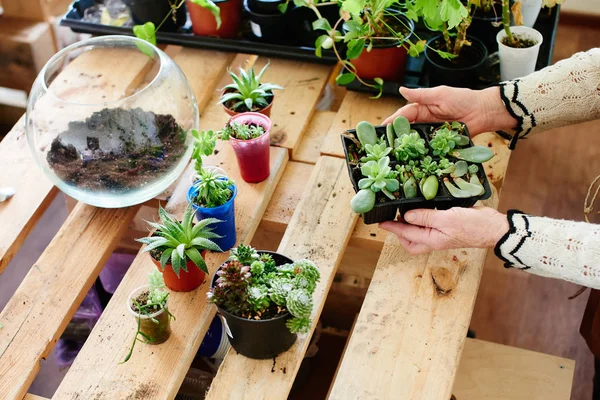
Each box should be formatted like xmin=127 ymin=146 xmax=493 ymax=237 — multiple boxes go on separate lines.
xmin=137 ymin=205 xmax=223 ymax=276
xmin=219 ymin=62 xmax=284 ymax=112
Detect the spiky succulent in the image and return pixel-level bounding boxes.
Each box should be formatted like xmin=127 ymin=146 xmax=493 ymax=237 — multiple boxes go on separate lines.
xmin=393 ymin=132 xmax=428 ymax=162
xmin=361 ymin=142 xmax=392 ymax=163
xmin=137 ymin=205 xmax=223 ymax=276
xmin=219 ymin=62 xmax=284 ymax=112
xmin=220 ymin=121 xmax=265 ymax=141
xmin=192 ymin=167 xmax=234 ymax=208
xmin=207 ymin=245 xmax=320 ymax=334
xmin=230 ymin=244 xmax=260 ymax=265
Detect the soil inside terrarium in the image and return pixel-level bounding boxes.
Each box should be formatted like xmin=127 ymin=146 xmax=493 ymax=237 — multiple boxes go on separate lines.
xmin=224 ymin=89 xmax=273 ymax=113
xmin=46 ymin=107 xmax=187 ymax=192
xmin=501 ymin=34 xmax=538 ymax=48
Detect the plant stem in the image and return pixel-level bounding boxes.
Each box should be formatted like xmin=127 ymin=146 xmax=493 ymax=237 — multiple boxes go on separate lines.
xmin=452 ymin=5 xmax=473 ymax=56
xmin=502 ymin=0 xmax=515 ymax=46
xmin=442 ymin=22 xmax=452 ymax=53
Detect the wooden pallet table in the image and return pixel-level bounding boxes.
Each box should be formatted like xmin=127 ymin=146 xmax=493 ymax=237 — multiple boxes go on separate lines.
xmin=0 ymin=44 xmax=574 ymax=400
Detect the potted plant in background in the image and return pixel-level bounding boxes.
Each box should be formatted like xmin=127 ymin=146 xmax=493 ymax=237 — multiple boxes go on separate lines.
xmin=187 ymin=130 xmax=238 ymax=251
xmin=188 ymin=0 xmax=243 ymax=38
xmin=469 ymin=0 xmax=503 ymax=53
xmin=407 ymin=0 xmax=489 ymax=88
xmin=123 ymin=270 xmax=173 ymax=363
xmin=219 ymin=61 xmax=284 ymax=117
xmin=130 ymin=0 xmax=229 ymax=44
xmin=207 ymin=244 xmax=320 ymax=359
xmin=124 ymin=0 xmax=187 ymax=32
xmin=496 ymin=0 xmax=543 ymax=81
xmin=137 ymin=205 xmax=223 ymax=292
xmin=244 ymin=0 xmax=291 ymax=44
xmin=309 ymin=0 xmax=421 ymax=97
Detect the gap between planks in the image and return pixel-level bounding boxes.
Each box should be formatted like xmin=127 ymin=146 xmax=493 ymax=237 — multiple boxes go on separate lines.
xmin=206 ymin=155 xmax=358 ymax=400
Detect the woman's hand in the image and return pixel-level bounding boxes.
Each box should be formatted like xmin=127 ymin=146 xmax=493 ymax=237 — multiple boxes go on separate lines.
xmin=379 ymin=207 xmax=510 ymax=255
xmin=383 ymin=86 xmax=517 ymax=136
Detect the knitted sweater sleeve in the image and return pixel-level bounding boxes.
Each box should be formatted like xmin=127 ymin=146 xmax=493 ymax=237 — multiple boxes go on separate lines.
xmin=499 ymin=48 xmax=600 ymax=148
xmin=495 ymin=211 xmax=600 ymax=289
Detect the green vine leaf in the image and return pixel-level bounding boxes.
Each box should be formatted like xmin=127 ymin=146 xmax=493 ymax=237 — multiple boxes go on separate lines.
xmin=277 ymin=2 xmax=288 ymax=13
xmin=189 ymin=0 xmax=222 ymax=28
xmin=346 ymin=38 xmax=365 ymax=60
xmin=133 ymin=22 xmax=157 ymax=47
xmin=336 ymin=73 xmax=356 ymax=86
xmin=341 ymin=0 xmax=365 ymax=15
xmin=312 ymin=18 xmax=332 ymax=32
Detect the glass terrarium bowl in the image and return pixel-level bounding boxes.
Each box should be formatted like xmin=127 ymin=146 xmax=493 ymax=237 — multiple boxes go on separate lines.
xmin=26 ymin=35 xmax=198 ymax=208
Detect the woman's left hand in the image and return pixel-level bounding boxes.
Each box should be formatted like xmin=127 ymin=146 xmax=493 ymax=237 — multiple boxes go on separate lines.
xmin=379 ymin=207 xmax=509 ymax=255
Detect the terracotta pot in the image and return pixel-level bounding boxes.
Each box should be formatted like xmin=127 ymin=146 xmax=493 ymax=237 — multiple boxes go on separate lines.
xmin=222 ymin=91 xmax=273 ymax=117
xmin=347 ymin=12 xmax=414 ymax=82
xmin=188 ymin=0 xmax=243 ymax=38
xmin=151 ymin=249 xmax=208 ymax=292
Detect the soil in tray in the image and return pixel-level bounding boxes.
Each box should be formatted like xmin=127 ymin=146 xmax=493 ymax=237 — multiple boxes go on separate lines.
xmin=501 ymin=34 xmax=538 ymax=48
xmin=47 ymin=107 xmax=187 ymax=192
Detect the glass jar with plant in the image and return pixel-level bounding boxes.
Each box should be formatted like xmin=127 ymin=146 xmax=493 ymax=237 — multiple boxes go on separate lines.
xmin=407 ymin=0 xmax=489 ymax=88
xmin=137 ymin=204 xmax=223 ymax=292
xmin=207 ymin=244 xmax=320 ymax=359
xmin=219 ymin=61 xmax=284 ymax=117
xmin=123 ymin=270 xmax=173 ymax=363
xmin=496 ymin=0 xmax=543 ymax=81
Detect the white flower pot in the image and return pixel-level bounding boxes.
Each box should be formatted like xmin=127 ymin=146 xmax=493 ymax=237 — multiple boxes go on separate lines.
xmin=517 ymin=0 xmax=543 ymax=27
xmin=496 ymin=26 xmax=543 ymax=81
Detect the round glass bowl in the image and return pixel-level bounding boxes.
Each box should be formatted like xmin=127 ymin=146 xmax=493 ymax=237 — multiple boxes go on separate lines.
xmin=26 ymin=35 xmax=198 ymax=208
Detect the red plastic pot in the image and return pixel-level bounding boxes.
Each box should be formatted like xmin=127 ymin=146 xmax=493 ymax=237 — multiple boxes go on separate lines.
xmin=229 ymin=112 xmax=271 ymax=183
xmin=222 ymin=92 xmax=273 ymax=117
xmin=151 ymin=249 xmax=208 ymax=292
xmin=187 ymin=0 xmax=242 ymax=38
xmin=347 ymin=11 xmax=414 ymax=82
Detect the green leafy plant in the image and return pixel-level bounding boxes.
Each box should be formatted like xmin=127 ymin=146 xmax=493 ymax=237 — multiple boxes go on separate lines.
xmin=361 ymin=142 xmax=392 ymax=162
xmin=132 ymin=0 xmax=221 ymax=46
xmin=296 ymin=0 xmax=434 ymax=97
xmin=219 ymin=62 xmax=284 ymax=113
xmin=122 ymin=270 xmax=174 ymax=363
xmin=429 ymin=122 xmax=470 ymax=157
xmin=220 ymin=121 xmax=266 ymax=140
xmin=137 ymin=205 xmax=223 ymax=276
xmin=208 ymin=246 xmax=320 ymax=334
xmin=192 ymin=168 xmax=234 ymax=208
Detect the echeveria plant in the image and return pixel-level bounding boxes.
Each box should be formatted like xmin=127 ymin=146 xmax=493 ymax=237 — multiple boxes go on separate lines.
xmin=208 ymin=245 xmax=320 ymax=334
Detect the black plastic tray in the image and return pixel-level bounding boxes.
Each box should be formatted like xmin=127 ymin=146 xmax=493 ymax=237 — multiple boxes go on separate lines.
xmin=60 ymin=0 xmax=339 ymax=64
xmin=342 ymin=123 xmax=492 ymax=224
xmin=342 ymin=6 xmax=561 ymax=96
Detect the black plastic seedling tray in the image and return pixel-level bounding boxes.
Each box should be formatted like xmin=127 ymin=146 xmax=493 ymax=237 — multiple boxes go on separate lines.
xmin=341 ymin=6 xmax=560 ymax=97
xmin=342 ymin=123 xmax=493 ymax=224
xmin=60 ymin=0 xmax=339 ymax=64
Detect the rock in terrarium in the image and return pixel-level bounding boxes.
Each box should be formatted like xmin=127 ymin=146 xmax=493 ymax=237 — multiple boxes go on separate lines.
xmin=26 ymin=36 xmax=198 ymax=208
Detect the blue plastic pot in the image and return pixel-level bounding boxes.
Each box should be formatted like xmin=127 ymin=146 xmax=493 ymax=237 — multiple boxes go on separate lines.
xmin=187 ymin=183 xmax=237 ymax=251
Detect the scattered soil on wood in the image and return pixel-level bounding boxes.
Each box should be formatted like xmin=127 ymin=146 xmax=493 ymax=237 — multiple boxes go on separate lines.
xmin=47 ymin=107 xmax=187 ymax=192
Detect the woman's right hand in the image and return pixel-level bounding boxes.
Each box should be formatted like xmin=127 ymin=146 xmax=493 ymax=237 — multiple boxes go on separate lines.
xmin=383 ymin=86 xmax=517 ymax=137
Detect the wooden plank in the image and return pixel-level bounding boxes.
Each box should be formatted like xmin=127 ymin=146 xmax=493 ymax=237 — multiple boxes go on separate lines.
xmin=53 ymin=144 xmax=289 ymax=399
xmin=292 ymin=110 xmax=336 ymax=164
xmin=328 ymin=136 xmax=511 ymax=400
xmin=0 ymin=48 xmax=154 ymax=274
xmin=320 ymin=91 xmax=402 ymax=159
xmin=23 ymin=395 xmax=48 ymax=400
xmin=205 ymin=156 xmax=358 ymax=400
xmin=0 ymin=204 xmax=139 ymax=400
xmin=252 ymin=57 xmax=332 ymax=154
xmin=1 ymin=0 xmax=51 ymax=21
xmin=454 ymin=339 xmax=575 ymax=400
xmin=0 ymin=18 xmax=56 ymax=91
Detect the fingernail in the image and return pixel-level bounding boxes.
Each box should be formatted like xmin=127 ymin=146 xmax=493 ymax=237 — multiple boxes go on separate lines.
xmin=404 ymin=213 xmax=415 ymax=223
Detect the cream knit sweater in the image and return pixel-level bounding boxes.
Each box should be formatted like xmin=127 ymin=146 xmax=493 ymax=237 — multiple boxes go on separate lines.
xmin=495 ymin=48 xmax=600 ymax=288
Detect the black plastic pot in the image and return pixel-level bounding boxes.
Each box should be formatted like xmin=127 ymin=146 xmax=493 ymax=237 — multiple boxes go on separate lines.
xmin=425 ymin=36 xmax=488 ymax=89
xmin=210 ymin=251 xmax=297 ymax=359
xmin=341 ymin=123 xmax=492 ymax=225
xmin=288 ymin=4 xmax=340 ymax=47
xmin=243 ymin=0 xmax=291 ymax=45
xmin=469 ymin=3 xmax=503 ymax=53
xmin=122 ymin=0 xmax=187 ymax=32
xmin=247 ymin=0 xmax=284 ymax=14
